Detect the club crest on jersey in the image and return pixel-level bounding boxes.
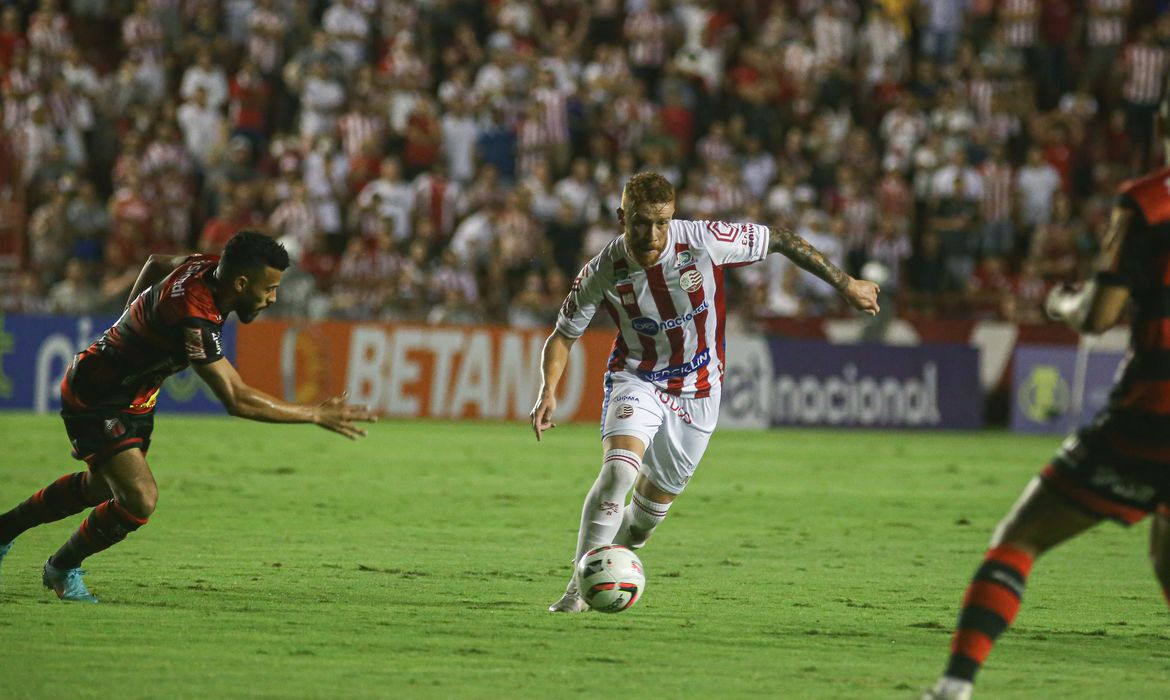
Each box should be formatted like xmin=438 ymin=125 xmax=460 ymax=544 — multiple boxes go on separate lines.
xmin=679 ymin=269 xmax=703 ymax=293
xmin=103 ymin=418 xmax=126 ymax=438
xmin=616 ymin=404 xmax=634 ymax=419
xmin=620 ymin=291 xmax=636 ymax=305
xmin=674 ymin=250 xmax=695 ymax=268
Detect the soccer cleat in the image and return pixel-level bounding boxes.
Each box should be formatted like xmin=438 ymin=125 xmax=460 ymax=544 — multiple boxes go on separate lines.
xmin=921 ymin=677 xmax=973 ymax=700
xmin=42 ymin=561 xmax=99 ymax=603
xmin=548 ymin=571 xmax=589 ymax=613
xmin=548 ymin=590 xmax=589 ymax=613
xmin=0 ymin=540 xmax=11 ymax=578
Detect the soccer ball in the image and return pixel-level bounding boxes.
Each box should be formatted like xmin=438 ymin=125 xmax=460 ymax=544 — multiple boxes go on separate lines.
xmin=575 ymin=544 xmax=645 ymax=613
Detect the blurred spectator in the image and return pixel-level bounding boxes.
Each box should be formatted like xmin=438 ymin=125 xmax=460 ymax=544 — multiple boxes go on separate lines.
xmin=1016 ymin=146 xmax=1062 ymax=235
xmin=929 ymin=177 xmax=979 ymax=292
xmin=181 ymin=45 xmax=230 ymax=113
xmin=47 ymin=257 xmax=97 ymax=314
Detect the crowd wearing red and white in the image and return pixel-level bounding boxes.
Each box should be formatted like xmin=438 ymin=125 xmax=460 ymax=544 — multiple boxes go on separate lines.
xmin=0 ymin=0 xmax=1164 ymax=326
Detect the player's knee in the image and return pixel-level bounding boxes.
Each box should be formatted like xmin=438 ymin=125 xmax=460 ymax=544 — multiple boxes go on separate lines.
xmin=122 ymin=484 xmax=158 ymax=519
xmin=599 ymin=453 xmax=640 ymax=491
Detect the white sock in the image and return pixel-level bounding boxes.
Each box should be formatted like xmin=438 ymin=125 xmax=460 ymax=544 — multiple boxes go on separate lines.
xmin=615 ymin=489 xmax=672 ymax=549
xmin=572 ymin=449 xmax=640 ymax=565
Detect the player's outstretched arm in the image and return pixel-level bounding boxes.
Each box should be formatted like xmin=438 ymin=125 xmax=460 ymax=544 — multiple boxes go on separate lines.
xmin=194 ymin=358 xmax=376 ymax=439
xmin=768 ymin=225 xmax=881 ymax=315
xmin=530 ymin=330 xmax=575 ymax=442
xmin=126 ymin=254 xmax=192 ymax=308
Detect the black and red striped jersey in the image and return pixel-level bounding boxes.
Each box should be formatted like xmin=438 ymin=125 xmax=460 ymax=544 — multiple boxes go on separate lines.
xmin=1095 ymin=167 xmax=1170 ymax=461
xmin=62 ymin=255 xmax=226 ymax=414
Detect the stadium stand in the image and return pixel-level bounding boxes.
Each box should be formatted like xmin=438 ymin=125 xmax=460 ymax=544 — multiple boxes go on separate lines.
xmin=0 ymin=0 xmax=1162 ymax=327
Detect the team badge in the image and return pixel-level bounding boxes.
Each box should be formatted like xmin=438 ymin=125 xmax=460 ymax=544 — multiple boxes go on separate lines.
xmin=616 ymin=404 xmax=634 ymax=419
xmin=674 ymin=250 xmax=695 ymax=268
xmin=621 ymin=291 xmax=636 ymax=305
xmin=679 ymin=270 xmax=703 ymax=293
xmin=103 ymin=418 xmax=126 ymax=438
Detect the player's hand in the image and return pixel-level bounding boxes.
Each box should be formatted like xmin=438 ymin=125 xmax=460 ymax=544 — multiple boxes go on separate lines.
xmin=314 ymin=392 xmax=377 ymax=440
xmin=1044 ymin=282 xmax=1078 ymax=321
xmin=842 ymin=277 xmax=880 ymax=315
xmin=529 ymin=392 xmax=557 ymax=442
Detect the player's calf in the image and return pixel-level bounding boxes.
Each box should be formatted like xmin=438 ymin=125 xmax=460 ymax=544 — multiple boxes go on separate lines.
xmin=48 ymin=498 xmax=150 ymax=571
xmin=0 ymin=471 xmax=106 ymax=545
xmin=573 ymin=449 xmax=640 ymax=560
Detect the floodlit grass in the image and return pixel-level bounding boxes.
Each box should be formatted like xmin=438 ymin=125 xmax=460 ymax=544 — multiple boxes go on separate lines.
xmin=0 ymin=413 xmax=1166 ymax=699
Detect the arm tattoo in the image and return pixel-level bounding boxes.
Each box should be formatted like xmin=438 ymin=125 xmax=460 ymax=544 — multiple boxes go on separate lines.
xmin=768 ymin=224 xmax=850 ymax=291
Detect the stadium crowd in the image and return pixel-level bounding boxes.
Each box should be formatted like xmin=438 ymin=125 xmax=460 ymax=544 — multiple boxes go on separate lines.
xmin=0 ymin=0 xmax=1163 ymax=326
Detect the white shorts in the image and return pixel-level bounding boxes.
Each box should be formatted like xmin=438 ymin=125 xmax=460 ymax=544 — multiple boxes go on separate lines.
xmin=599 ymin=371 xmax=720 ymax=495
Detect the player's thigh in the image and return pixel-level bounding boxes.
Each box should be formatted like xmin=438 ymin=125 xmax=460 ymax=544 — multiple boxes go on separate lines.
xmin=601 ymin=374 xmax=663 ymax=459
xmin=990 ymin=477 xmax=1102 ymax=555
xmin=638 ymin=390 xmax=718 ymax=502
xmin=92 ymin=448 xmax=159 ymax=517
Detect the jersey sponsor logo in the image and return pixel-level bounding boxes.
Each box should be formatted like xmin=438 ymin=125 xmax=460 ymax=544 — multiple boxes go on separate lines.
xmin=707 ymin=221 xmax=739 ymax=242
xmin=654 ymin=387 xmax=694 ymax=424
xmin=679 ymin=269 xmax=703 ymax=293
xmin=637 ymin=348 xmax=710 ymax=382
xmin=631 ymin=300 xmax=710 ymax=336
xmin=210 ymin=331 xmax=223 ymax=357
xmin=560 ymin=293 xmax=579 ymax=319
xmin=170 ymin=261 xmax=207 ymax=298
xmin=613 ymin=395 xmax=640 ymax=402
xmin=185 ymin=327 xmax=207 ymax=360
xmin=674 ymin=250 xmax=695 ymax=268
xmin=620 ymin=291 xmax=636 ymax=305
xmin=631 ymin=316 xmax=660 ymax=335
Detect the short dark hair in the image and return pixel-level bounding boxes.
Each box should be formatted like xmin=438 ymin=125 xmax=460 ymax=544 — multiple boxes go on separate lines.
xmin=623 ymin=172 xmax=675 ymax=208
xmin=220 ymin=229 xmax=289 ymax=276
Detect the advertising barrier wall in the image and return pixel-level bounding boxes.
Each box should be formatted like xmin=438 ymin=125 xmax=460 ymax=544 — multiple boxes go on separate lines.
xmin=0 ymin=313 xmax=236 ymax=414
xmin=721 ymin=335 xmax=982 ymax=430
xmin=236 ymin=320 xmax=616 ymax=422
xmin=1009 ymin=344 xmax=1126 ymax=434
xmin=3 ymin=314 xmax=984 ymax=432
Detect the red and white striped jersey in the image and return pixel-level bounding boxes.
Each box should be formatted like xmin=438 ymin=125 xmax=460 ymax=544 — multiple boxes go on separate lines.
xmin=556 ymin=219 xmax=771 ymax=397
xmin=1123 ymin=43 xmax=1169 ymax=105
xmin=1087 ymin=0 xmax=1129 ymax=47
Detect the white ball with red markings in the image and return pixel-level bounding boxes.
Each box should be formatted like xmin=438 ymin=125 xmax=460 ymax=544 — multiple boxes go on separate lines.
xmin=575 ymin=545 xmax=646 ymax=613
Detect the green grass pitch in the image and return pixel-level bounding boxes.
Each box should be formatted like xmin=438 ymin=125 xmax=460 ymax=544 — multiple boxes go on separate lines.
xmin=0 ymin=413 xmax=1167 ymax=699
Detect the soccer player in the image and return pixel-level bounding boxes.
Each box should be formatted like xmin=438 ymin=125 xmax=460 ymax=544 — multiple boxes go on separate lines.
xmin=922 ymin=123 xmax=1170 ymax=699
xmin=530 ymin=172 xmax=880 ymax=612
xmin=0 ymin=230 xmax=375 ymax=602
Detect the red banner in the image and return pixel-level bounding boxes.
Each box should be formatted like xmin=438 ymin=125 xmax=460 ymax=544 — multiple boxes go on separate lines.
xmin=236 ymin=320 xmax=616 ymax=422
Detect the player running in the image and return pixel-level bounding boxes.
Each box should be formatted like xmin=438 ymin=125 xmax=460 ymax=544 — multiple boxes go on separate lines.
xmin=0 ymin=230 xmax=374 ymax=602
xmin=530 ymin=172 xmax=880 ymax=612
xmin=922 ymin=120 xmax=1170 ymax=699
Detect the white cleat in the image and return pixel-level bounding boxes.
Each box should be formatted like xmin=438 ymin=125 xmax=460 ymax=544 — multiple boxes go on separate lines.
xmin=921 ymin=677 xmax=973 ymax=700
xmin=548 ymin=590 xmax=589 ymax=613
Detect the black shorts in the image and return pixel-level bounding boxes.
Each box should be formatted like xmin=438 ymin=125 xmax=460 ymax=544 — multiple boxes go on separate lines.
xmin=61 ymin=409 xmax=154 ymax=468
xmin=1041 ymin=430 xmax=1170 ymax=525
